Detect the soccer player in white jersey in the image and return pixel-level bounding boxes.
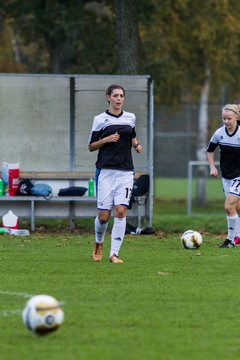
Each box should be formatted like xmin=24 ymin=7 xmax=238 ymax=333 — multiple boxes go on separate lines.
xmin=88 ymin=84 xmax=143 ymax=263
xmin=207 ymin=104 xmax=240 ymax=248
xmin=232 ymin=98 xmax=240 ymax=244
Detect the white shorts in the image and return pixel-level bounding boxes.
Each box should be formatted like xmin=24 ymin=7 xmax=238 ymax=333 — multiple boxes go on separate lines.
xmin=96 ymin=169 xmax=134 ymax=210
xmin=222 ymin=177 xmax=240 ymax=197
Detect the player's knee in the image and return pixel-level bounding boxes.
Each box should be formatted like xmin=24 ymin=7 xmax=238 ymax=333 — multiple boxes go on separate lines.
xmin=98 ymin=212 xmax=110 ymax=224
xmin=225 ymin=202 xmax=236 ymax=216
xmin=114 ymin=206 xmax=127 ymax=218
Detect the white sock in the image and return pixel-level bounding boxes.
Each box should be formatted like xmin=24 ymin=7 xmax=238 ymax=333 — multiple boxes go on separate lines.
xmin=227 ymin=214 xmax=238 ymax=242
xmin=95 ymin=216 xmax=108 ymax=244
xmin=110 ymin=217 xmax=126 ymax=257
xmin=235 ymin=215 xmax=240 ymax=237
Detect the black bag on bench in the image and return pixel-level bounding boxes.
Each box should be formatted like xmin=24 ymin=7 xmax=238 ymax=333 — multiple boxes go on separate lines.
xmin=128 ymin=174 xmax=149 ymax=209
xmin=17 ymin=179 xmax=34 ymax=195
xmin=58 ymin=186 xmax=88 ymax=196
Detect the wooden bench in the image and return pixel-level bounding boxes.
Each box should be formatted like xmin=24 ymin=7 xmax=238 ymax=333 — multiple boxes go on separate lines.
xmin=0 ymin=171 xmax=149 ymax=232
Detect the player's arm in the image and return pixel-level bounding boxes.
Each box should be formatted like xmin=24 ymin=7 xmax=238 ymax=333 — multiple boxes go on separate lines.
xmin=207 ymin=140 xmax=219 ymax=177
xmin=207 ymin=150 xmax=218 ymax=177
xmin=132 ymin=138 xmax=143 ymax=153
xmin=88 ymin=132 xmax=120 ymax=152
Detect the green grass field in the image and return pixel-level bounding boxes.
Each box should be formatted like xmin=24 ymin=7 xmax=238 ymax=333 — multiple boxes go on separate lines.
xmin=154 ymin=177 xmax=224 ymax=200
xmin=1 ymin=177 xmax=237 ymax=360
xmin=1 ymin=217 xmax=239 ymax=360
xmin=154 ymin=177 xmax=224 ymax=216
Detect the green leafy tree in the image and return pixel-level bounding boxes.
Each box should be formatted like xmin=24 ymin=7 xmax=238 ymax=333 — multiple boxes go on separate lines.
xmin=140 ymin=0 xmax=240 ymax=203
xmin=1 ymin=0 xmax=116 ymax=74
xmin=2 ymin=0 xmax=240 ymax=205
xmin=0 ymin=10 xmax=25 ymax=72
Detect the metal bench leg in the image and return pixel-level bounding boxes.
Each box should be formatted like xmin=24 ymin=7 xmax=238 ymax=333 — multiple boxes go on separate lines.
xmin=136 ymin=196 xmax=148 ymax=229
xmin=137 ymin=202 xmax=142 ymax=228
xmin=69 ymin=201 xmax=75 ymax=230
xmin=31 ymin=200 xmax=35 ymax=232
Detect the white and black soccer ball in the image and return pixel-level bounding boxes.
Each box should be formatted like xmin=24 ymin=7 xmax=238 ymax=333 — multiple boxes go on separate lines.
xmin=22 ymin=295 xmax=64 ymax=335
xmin=181 ymin=230 xmax=202 ymax=249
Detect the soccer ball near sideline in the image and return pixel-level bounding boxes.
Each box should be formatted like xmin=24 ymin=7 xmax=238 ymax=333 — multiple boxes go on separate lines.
xmin=181 ymin=230 xmax=202 ymax=250
xmin=22 ymin=295 xmax=64 ymax=335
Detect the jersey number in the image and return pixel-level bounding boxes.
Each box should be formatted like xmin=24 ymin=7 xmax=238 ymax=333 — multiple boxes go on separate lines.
xmin=125 ymin=187 xmax=132 ymax=199
xmin=232 ymin=179 xmax=240 ymax=191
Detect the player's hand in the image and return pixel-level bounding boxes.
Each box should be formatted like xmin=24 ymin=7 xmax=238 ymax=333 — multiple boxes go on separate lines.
xmin=134 ymin=143 xmax=143 ymax=153
xmin=108 ymin=132 xmax=120 ymax=143
xmin=210 ymin=167 xmax=219 ymax=177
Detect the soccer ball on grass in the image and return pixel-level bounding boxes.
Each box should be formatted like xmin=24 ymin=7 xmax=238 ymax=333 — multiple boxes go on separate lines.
xmin=181 ymin=230 xmax=202 ymax=249
xmin=22 ymin=294 xmax=64 ymax=335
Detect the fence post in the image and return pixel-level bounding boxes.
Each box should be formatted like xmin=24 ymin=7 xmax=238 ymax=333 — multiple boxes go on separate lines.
xmin=187 ymin=160 xmax=219 ymax=216
xmin=187 ymin=162 xmax=193 ymax=216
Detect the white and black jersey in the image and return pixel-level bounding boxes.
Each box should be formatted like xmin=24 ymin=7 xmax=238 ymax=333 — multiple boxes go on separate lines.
xmin=207 ymin=125 xmax=240 ymax=179
xmin=88 ymin=110 xmax=136 ymax=170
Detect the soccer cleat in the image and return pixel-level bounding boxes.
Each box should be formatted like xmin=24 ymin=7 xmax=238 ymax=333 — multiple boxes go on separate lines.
xmin=234 ymin=236 xmax=240 ymax=245
xmin=219 ymin=239 xmax=235 ymax=248
xmin=92 ymin=242 xmax=103 ymax=262
xmin=109 ymin=254 xmax=124 ymax=264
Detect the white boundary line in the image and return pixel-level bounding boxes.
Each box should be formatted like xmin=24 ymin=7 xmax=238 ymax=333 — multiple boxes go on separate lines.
xmin=0 ymin=291 xmax=65 ymax=317
xmin=0 ymin=291 xmax=33 ymax=298
xmin=0 ymin=309 xmax=22 ymax=317
xmin=0 ymin=291 xmax=33 ymax=317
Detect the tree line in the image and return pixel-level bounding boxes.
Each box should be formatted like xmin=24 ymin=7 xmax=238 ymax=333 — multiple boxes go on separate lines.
xmin=1 ymin=0 xmax=240 ymax=103
xmin=1 ymin=0 xmax=240 ymax=203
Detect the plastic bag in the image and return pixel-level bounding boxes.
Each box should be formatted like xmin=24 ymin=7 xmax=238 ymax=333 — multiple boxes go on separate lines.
xmin=30 ymin=183 xmax=52 ymax=199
